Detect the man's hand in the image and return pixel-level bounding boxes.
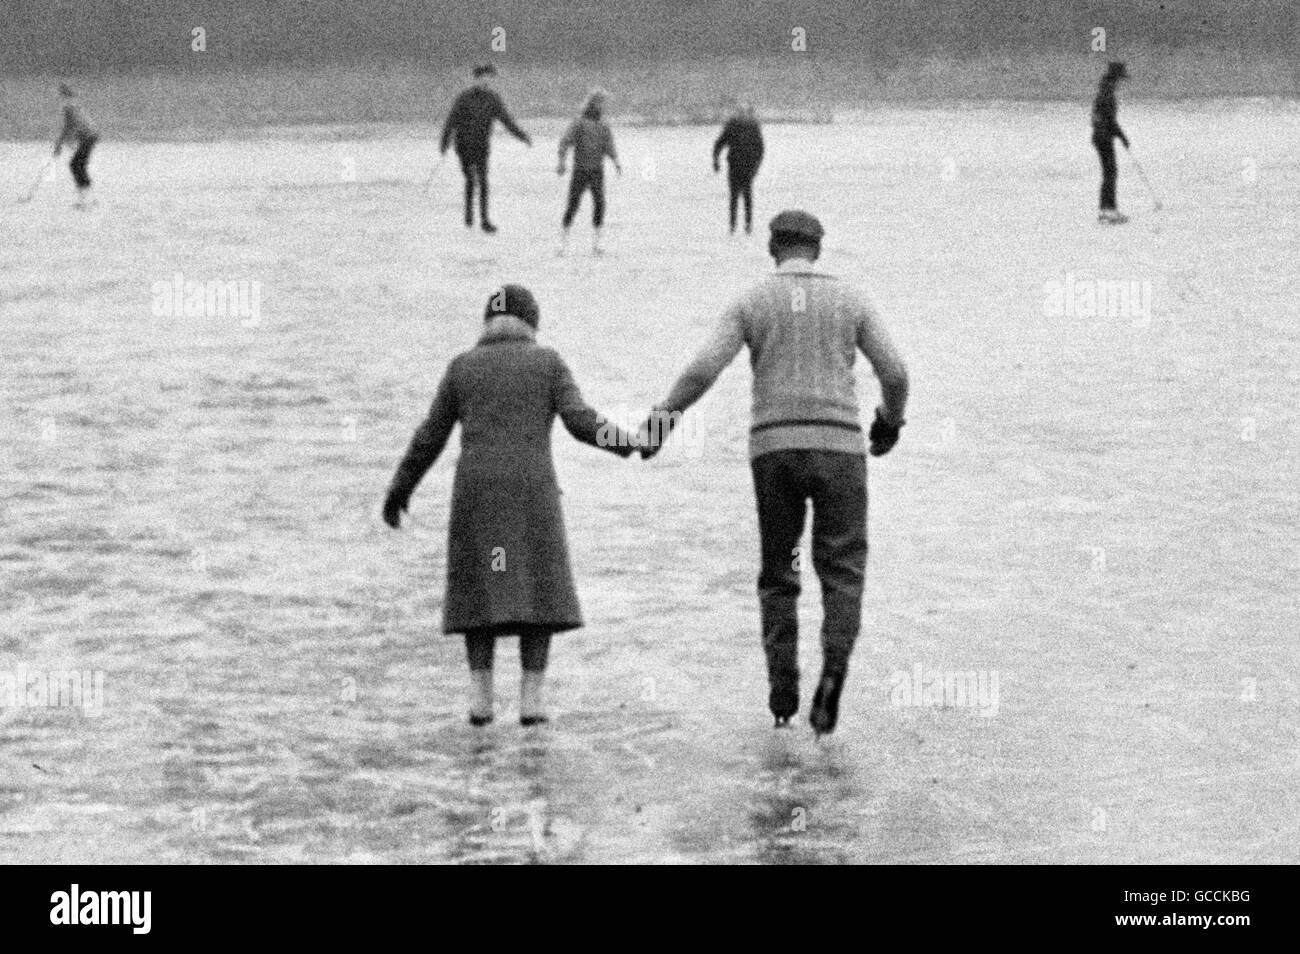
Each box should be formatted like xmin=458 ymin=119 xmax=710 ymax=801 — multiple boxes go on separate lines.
xmin=557 ymin=161 xmax=566 ymax=177
xmin=521 ymin=134 xmax=533 ymax=147
xmin=382 ymin=491 xmax=408 ymax=529
xmin=712 ymin=160 xmax=720 ymax=173
xmin=614 ymin=162 xmax=623 ymax=177
xmin=868 ymin=407 xmax=905 ymax=457
xmin=1121 ymin=136 xmax=1131 ymax=150
xmin=637 ymin=407 xmax=676 ymax=460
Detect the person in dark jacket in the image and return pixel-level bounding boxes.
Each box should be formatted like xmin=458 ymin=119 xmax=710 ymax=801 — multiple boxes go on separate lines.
xmin=1092 ymin=62 xmax=1131 ymax=224
xmin=440 ymin=65 xmax=532 ymax=234
xmin=557 ymin=89 xmax=621 ymax=255
xmin=53 ymin=83 xmax=99 ymax=208
xmin=713 ymin=105 xmax=764 ymax=234
xmin=383 ymin=285 xmax=636 ymax=727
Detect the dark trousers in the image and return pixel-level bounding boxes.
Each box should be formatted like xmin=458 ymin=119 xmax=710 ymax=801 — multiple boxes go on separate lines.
xmin=70 ymin=136 xmax=97 ymax=189
xmin=562 ymin=167 xmax=605 ymax=228
xmin=464 ymin=628 xmax=552 ymax=672
xmin=458 ymin=150 xmax=490 ymax=226
xmin=751 ymin=450 xmax=868 ymax=688
xmin=1093 ymin=135 xmax=1117 ymax=210
xmin=727 ymin=164 xmax=757 ymax=233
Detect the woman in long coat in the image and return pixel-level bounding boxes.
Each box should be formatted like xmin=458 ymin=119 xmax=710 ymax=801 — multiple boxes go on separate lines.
xmin=383 ymin=285 xmax=635 ymax=726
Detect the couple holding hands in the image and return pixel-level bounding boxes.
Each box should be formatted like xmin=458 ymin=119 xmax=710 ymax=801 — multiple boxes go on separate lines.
xmin=382 ymin=210 xmax=909 ymax=735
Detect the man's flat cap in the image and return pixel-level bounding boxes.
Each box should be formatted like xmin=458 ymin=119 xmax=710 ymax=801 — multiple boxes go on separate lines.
xmin=769 ymin=209 xmax=824 ymax=242
xmin=485 ymin=283 xmax=540 ymax=329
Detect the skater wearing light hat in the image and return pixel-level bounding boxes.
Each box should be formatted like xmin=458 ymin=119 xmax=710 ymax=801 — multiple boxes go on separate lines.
xmin=637 ymin=211 xmax=910 ymax=737
xmin=1092 ymin=61 xmax=1131 ymax=224
xmin=557 ymin=88 xmax=622 ymax=255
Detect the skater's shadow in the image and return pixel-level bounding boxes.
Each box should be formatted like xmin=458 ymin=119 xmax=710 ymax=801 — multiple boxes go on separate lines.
xmin=749 ymin=733 xmax=856 ymax=864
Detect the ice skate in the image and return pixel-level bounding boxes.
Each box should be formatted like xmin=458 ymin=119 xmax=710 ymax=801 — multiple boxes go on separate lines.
xmin=769 ymin=669 xmax=798 ymax=727
xmin=468 ymin=669 xmax=494 ymax=726
xmin=520 ymin=671 xmax=548 ymax=726
xmin=809 ymin=668 xmax=847 ymax=738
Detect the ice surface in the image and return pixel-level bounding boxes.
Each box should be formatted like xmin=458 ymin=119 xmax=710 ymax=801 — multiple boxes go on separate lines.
xmin=1 ymin=100 xmax=1296 ymax=863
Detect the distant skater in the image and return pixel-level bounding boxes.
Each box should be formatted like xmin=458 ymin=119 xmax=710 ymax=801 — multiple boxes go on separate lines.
xmin=383 ymin=285 xmax=636 ymax=727
xmin=712 ymin=105 xmax=764 ymax=234
xmin=638 ymin=211 xmax=909 ymax=737
xmin=557 ymin=89 xmax=621 ymax=255
xmin=440 ymin=65 xmax=532 ymax=234
xmin=53 ymin=83 xmax=99 ymax=208
xmin=1092 ymin=61 xmax=1131 ymax=224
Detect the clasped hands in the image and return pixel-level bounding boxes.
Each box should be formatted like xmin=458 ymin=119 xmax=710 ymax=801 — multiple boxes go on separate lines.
xmin=385 ymin=408 xmax=903 ymax=528
xmin=626 ymin=407 xmax=676 ymax=461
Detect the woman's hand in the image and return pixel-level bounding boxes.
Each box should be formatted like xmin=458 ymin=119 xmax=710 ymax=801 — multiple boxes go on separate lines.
xmin=382 ymin=491 xmax=408 ymax=529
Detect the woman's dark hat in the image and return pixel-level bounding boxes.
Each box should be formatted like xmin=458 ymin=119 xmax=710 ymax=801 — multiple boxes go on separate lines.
xmin=484 ymin=284 xmax=540 ymax=329
xmin=1105 ymin=62 xmax=1130 ymax=80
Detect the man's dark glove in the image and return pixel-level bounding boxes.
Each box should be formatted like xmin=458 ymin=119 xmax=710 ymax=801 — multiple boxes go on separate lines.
xmin=868 ymin=408 xmax=904 ymax=457
xmin=637 ymin=406 xmax=678 ymax=460
xmin=382 ymin=490 xmax=408 ymax=529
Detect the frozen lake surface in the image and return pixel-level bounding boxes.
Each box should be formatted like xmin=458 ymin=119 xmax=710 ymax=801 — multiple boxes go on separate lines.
xmin=1 ymin=100 xmax=1297 ymax=862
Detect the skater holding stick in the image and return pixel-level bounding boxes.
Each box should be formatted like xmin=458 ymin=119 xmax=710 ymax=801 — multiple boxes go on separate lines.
xmin=637 ymin=211 xmax=909 ymax=737
xmin=383 ymin=285 xmax=638 ymax=727
xmin=52 ymin=83 xmax=99 ymax=208
xmin=1092 ymin=62 xmax=1131 ymax=224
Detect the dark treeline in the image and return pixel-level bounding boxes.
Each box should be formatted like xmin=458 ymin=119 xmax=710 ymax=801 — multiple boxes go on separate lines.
xmin=2 ymin=0 xmax=1296 ymax=74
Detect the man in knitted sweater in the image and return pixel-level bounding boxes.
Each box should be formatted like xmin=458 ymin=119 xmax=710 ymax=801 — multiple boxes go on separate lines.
xmin=639 ymin=210 xmax=910 ymax=736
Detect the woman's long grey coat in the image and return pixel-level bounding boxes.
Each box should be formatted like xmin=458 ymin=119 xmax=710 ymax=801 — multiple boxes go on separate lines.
xmin=386 ymin=316 xmax=633 ymax=634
